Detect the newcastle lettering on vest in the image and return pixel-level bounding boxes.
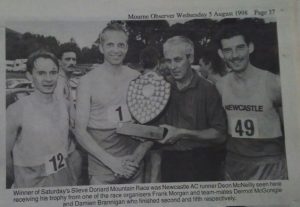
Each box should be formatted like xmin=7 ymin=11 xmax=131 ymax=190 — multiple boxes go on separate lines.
xmin=225 ymin=104 xmax=263 ymax=112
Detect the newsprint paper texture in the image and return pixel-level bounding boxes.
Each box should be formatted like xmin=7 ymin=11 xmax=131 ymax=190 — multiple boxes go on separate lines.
xmin=0 ymin=0 xmax=299 ymax=206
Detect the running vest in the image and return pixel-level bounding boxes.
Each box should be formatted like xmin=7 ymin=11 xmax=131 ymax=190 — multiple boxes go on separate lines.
xmin=221 ymin=70 xmax=282 ymax=139
xmin=85 ymin=66 xmax=139 ymax=130
xmin=13 ymin=95 xmax=70 ymax=167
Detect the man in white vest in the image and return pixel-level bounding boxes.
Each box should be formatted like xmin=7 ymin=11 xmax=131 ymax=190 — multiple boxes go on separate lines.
xmin=6 ymin=50 xmax=77 ymax=188
xmin=216 ymin=24 xmax=288 ymax=180
xmin=75 ymin=23 xmax=152 ymax=184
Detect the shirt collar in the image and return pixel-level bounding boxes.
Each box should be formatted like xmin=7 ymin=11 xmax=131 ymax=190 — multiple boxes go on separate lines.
xmin=170 ymin=69 xmax=199 ymax=92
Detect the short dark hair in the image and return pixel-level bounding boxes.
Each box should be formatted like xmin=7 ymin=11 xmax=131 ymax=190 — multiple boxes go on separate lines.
xmin=198 ymin=48 xmax=226 ymax=76
xmin=215 ymin=24 xmax=251 ymax=49
xmin=139 ymin=46 xmax=161 ymax=69
xmin=57 ymin=42 xmax=80 ymax=59
xmin=27 ymin=50 xmax=59 ymax=74
xmin=99 ymin=22 xmax=128 ymax=44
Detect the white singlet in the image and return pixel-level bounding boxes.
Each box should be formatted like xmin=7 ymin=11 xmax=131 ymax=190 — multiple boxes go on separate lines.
xmin=81 ymin=65 xmax=139 ymax=130
xmin=219 ymin=69 xmax=282 ymax=139
xmin=13 ymin=94 xmax=70 ymax=168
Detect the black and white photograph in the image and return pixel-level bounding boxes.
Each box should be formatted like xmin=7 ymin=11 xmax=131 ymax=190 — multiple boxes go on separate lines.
xmin=5 ymin=17 xmax=288 ymax=189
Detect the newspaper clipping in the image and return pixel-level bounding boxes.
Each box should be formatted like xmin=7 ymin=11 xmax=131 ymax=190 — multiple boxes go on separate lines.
xmin=0 ymin=0 xmax=299 ymax=206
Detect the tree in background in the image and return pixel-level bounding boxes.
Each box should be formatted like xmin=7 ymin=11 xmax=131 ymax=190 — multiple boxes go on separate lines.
xmin=6 ymin=18 xmax=279 ymax=74
xmin=6 ymin=30 xmax=60 ymax=60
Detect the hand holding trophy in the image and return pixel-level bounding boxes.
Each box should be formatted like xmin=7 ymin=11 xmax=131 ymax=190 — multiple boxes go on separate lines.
xmin=117 ymin=71 xmax=170 ymax=140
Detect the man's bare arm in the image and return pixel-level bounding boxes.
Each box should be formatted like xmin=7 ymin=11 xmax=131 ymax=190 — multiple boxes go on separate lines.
xmin=74 ymin=78 xmax=137 ymax=177
xmin=270 ymin=74 xmax=284 ymax=127
xmin=270 ymin=74 xmax=282 ymax=107
xmin=131 ymin=141 xmax=153 ymax=164
xmin=6 ymin=103 xmax=21 ymax=180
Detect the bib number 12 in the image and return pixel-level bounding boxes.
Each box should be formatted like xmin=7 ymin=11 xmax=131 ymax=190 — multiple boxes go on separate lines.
xmin=49 ymin=153 xmax=65 ymax=171
xmin=45 ymin=152 xmax=66 ymax=175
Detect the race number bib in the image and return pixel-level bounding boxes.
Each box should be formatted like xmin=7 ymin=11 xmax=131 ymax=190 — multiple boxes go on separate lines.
xmin=230 ymin=117 xmax=259 ymax=138
xmin=44 ymin=151 xmax=67 ymax=175
xmin=107 ymin=104 xmax=131 ymax=123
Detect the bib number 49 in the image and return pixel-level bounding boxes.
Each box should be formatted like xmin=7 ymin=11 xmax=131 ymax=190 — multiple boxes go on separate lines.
xmin=235 ymin=119 xmax=254 ymax=136
xmin=231 ymin=117 xmax=258 ymax=138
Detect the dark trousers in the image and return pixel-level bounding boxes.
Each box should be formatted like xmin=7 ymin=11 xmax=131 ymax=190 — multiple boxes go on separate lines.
xmin=161 ymin=147 xmax=225 ymax=182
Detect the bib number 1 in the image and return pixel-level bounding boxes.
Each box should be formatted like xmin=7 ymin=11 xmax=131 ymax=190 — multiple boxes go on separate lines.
xmin=115 ymin=106 xmax=123 ymax=121
xmin=107 ymin=105 xmax=131 ymax=123
xmin=231 ymin=117 xmax=259 ymax=138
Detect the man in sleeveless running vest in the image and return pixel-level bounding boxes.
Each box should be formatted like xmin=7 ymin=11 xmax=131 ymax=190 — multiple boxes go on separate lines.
xmin=216 ymin=24 xmax=288 ymax=180
xmin=157 ymin=36 xmax=227 ymax=182
xmin=75 ymin=23 xmax=152 ymax=184
xmin=6 ymin=50 xmax=77 ymax=188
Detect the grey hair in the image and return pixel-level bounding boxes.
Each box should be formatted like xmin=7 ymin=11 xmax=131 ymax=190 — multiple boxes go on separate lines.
xmin=163 ymin=36 xmax=194 ymax=59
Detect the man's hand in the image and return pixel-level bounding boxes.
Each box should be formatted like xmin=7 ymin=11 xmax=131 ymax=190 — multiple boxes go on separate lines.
xmin=131 ymin=136 xmax=146 ymax=142
xmin=109 ymin=156 xmax=139 ymax=179
xmin=158 ymin=124 xmax=181 ymax=144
